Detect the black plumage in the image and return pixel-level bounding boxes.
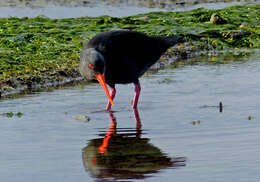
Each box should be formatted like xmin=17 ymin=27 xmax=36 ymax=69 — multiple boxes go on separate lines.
xmin=79 ymin=30 xmax=184 ymax=110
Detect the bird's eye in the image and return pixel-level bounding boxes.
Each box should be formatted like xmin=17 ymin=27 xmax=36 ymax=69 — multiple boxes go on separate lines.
xmin=88 ymin=64 xmax=94 ymax=69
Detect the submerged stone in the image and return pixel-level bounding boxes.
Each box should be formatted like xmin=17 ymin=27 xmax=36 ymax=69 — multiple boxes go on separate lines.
xmin=73 ymin=115 xmax=91 ymax=122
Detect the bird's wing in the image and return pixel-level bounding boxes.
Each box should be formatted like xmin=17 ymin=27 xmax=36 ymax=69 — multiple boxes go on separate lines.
xmin=86 ymin=30 xmax=169 ymax=79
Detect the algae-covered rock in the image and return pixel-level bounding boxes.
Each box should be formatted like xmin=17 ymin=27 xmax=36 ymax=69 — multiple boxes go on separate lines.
xmin=228 ymin=30 xmax=251 ymax=40
xmin=239 ymin=22 xmax=249 ymax=28
xmin=210 ymin=13 xmax=227 ymax=24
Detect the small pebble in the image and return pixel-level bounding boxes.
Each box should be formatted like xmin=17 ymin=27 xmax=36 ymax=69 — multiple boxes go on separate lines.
xmin=73 ymin=115 xmax=90 ymax=122
xmin=239 ymin=22 xmax=248 ymax=28
xmin=210 ymin=13 xmax=227 ymax=24
xmin=192 ymin=120 xmax=201 ymax=125
xmin=135 ymin=16 xmax=150 ymax=21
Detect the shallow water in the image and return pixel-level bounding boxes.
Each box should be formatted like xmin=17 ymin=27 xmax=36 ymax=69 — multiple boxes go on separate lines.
xmin=0 ymin=4 xmax=163 ymax=18
xmin=0 ymin=0 xmax=259 ymax=18
xmin=1 ymin=51 xmax=260 ymax=182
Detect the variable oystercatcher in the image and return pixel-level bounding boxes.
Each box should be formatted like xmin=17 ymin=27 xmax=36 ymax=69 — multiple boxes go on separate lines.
xmin=79 ymin=30 xmax=184 ymax=110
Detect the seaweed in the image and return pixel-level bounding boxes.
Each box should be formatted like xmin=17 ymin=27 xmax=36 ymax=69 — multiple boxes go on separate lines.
xmin=0 ymin=4 xmax=259 ymax=95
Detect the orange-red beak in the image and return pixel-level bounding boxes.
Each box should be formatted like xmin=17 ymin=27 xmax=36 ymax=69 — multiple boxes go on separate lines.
xmin=95 ymin=74 xmax=114 ymax=107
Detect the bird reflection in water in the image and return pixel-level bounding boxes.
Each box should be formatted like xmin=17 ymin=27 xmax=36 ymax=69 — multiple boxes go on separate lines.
xmin=82 ymin=109 xmax=186 ymax=181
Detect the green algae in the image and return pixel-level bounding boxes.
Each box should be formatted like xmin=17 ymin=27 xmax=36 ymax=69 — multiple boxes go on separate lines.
xmin=0 ymin=111 xmax=23 ymax=118
xmin=167 ymin=50 xmax=256 ymax=69
xmin=0 ymin=4 xmax=259 ymax=93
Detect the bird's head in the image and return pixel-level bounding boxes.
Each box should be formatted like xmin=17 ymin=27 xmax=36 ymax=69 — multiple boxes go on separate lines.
xmin=79 ymin=48 xmax=114 ymax=107
xmin=79 ymin=48 xmax=105 ymax=78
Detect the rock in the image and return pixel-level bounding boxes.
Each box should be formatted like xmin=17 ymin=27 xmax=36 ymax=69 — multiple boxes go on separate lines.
xmin=135 ymin=16 xmax=150 ymax=21
xmin=210 ymin=13 xmax=227 ymax=24
xmin=230 ymin=30 xmax=251 ymax=39
xmin=239 ymin=22 xmax=249 ymax=28
xmin=1 ymin=85 xmax=15 ymax=92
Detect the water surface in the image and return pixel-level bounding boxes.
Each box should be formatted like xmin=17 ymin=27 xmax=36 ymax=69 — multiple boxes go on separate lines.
xmin=1 ymin=51 xmax=260 ymax=181
xmin=0 ymin=0 xmax=259 ymax=18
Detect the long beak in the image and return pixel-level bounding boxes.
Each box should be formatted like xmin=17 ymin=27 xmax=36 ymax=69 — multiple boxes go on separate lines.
xmin=95 ymin=74 xmax=114 ymax=107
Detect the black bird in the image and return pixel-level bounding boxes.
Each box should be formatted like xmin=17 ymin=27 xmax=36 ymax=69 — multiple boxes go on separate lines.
xmin=79 ymin=30 xmax=184 ymax=110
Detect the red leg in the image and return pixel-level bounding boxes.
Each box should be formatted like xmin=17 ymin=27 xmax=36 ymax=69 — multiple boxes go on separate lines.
xmin=132 ymin=82 xmax=141 ymax=109
xmin=106 ymin=86 xmax=116 ymax=111
xmin=133 ymin=108 xmax=142 ymax=130
xmin=98 ymin=111 xmax=117 ymax=154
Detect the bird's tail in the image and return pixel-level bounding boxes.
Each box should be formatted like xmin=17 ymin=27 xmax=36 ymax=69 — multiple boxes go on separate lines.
xmin=157 ymin=35 xmax=185 ymax=47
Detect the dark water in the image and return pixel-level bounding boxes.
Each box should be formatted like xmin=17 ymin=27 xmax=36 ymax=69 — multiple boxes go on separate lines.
xmin=1 ymin=51 xmax=260 ymax=182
